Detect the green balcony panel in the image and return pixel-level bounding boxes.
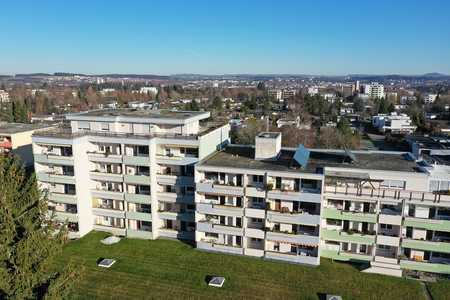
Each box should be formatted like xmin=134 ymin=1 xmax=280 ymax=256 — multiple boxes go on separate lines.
xmin=404 ymin=217 xmax=450 ymax=233
xmin=321 ymin=229 xmax=375 ymax=244
xmin=322 ymin=208 xmax=377 ymax=223
xmin=124 ymin=174 xmax=151 ymax=185
xmin=320 ymin=249 xmax=372 ymax=262
xmin=402 ymin=239 xmax=450 ymax=254
xmin=400 ymin=260 xmax=450 ymax=274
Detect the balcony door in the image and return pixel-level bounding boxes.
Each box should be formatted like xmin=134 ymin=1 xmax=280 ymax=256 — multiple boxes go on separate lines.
xmin=275 ymin=200 xmax=281 ymax=211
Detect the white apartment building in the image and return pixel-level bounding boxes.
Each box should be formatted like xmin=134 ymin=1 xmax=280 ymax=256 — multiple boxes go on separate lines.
xmin=32 ymin=109 xmax=229 ymax=240
xmin=32 ymin=113 xmax=450 ymax=277
xmin=364 ymin=83 xmax=385 ymax=99
xmin=138 ymin=87 xmax=158 ymax=95
xmin=307 ymin=86 xmax=319 ymax=96
xmin=194 ymin=132 xmax=450 ymax=276
xmin=424 ymin=94 xmax=438 ymax=104
xmin=268 ymin=89 xmax=282 ymax=101
xmin=0 ymin=90 xmax=10 ymax=103
xmin=372 ymin=113 xmax=416 ymax=134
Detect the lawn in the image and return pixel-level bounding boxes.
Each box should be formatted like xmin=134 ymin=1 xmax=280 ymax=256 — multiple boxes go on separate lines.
xmin=427 ymin=279 xmax=450 ymax=300
xmin=55 ymin=231 xmax=426 ymax=300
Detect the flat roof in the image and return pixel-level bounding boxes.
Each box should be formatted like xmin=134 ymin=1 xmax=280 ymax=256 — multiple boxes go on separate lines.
xmin=257 ymin=132 xmax=281 ymax=139
xmin=0 ymin=122 xmax=53 ymax=135
xmin=66 ymin=109 xmax=210 ymax=124
xmin=32 ymin=121 xmax=227 ymax=140
xmin=198 ymin=145 xmax=419 ymax=174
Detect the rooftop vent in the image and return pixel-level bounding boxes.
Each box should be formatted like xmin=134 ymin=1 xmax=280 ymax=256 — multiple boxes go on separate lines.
xmin=255 ymin=132 xmax=282 ymax=160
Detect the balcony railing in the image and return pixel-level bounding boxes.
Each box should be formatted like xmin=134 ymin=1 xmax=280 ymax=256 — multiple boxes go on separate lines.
xmin=34 ymin=128 xmax=200 ymax=140
xmin=325 ymin=185 xmax=450 ymax=203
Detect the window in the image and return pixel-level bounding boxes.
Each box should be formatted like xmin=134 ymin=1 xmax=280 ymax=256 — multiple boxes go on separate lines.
xmin=251 ymin=218 xmax=263 ymax=223
xmin=252 ymin=175 xmax=264 ymax=183
xmin=381 ymin=224 xmax=393 ymax=230
xmin=205 ymin=232 xmax=218 ymax=238
xmin=101 ymin=122 xmax=109 ymax=131
xmin=381 ymin=180 xmax=405 ymax=189
xmin=78 ymin=121 xmax=90 ymax=130
xmin=273 ymin=242 xmax=280 ymax=251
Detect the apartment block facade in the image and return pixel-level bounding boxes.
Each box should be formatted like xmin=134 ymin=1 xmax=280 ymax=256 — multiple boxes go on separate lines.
xmin=32 ymin=110 xmax=450 ymax=277
xmin=194 ymin=132 xmax=450 ymax=276
xmin=32 ymin=109 xmax=229 ymax=240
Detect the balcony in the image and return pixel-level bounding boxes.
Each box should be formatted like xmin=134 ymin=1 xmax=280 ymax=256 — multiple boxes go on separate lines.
xmin=48 ymin=193 xmax=77 ymax=205
xmin=376 ymin=234 xmax=400 ymax=247
xmin=36 ymin=172 xmax=75 ymax=185
xmin=158 ymin=228 xmax=195 ymax=240
xmin=245 ymin=186 xmax=266 ymax=198
xmin=91 ymin=189 xmax=124 ymax=200
xmin=196 ymin=181 xmax=244 ymax=197
xmin=126 ymin=211 xmax=152 ymax=222
xmin=244 ymin=227 xmax=265 ymax=239
xmin=266 ymin=231 xmax=319 ymax=246
xmin=400 ymin=260 xmax=450 ymax=274
xmin=93 ymin=224 xmax=126 ymax=236
xmin=267 ymin=210 xmax=320 ymax=226
xmin=245 ymin=207 xmax=266 ymax=219
xmin=49 ymin=210 xmax=78 ymax=223
xmin=320 ymin=249 xmax=372 ymax=262
xmin=244 ymin=248 xmax=265 ymax=257
xmin=379 ymin=213 xmax=402 ymax=226
xmin=87 ymin=152 xmax=123 ymax=164
xmin=322 ymin=207 xmax=377 ymax=223
xmin=265 ymin=251 xmax=319 ymax=265
xmin=123 ymin=155 xmax=150 ymax=166
xmin=196 ymin=202 xmax=244 ymax=217
xmin=89 ymin=171 xmax=123 ymax=183
xmin=197 ymin=241 xmax=244 ymax=255
xmin=156 ymin=174 xmax=194 ymax=186
xmin=126 ymin=229 xmax=153 ymax=239
xmin=34 ymin=153 xmax=74 ymax=166
xmin=267 ymin=189 xmax=321 ymax=203
xmin=92 ymin=207 xmax=125 ymax=219
xmin=197 ymin=221 xmax=244 ymax=236
xmin=124 ymin=174 xmax=150 ymax=185
xmin=158 ymin=211 xmax=194 ymax=222
xmin=404 ymin=217 xmax=450 ymax=232
xmin=402 ymin=238 xmax=450 ymax=254
xmin=124 ymin=193 xmax=151 ymax=204
xmin=156 ymin=154 xmax=198 ymax=166
xmin=321 ymin=229 xmax=375 ymax=244
xmin=325 ymin=185 xmax=450 ymax=205
xmin=157 ymin=192 xmax=194 ymax=204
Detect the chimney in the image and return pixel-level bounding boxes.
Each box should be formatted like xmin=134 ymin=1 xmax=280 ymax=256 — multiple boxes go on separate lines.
xmin=255 ymin=132 xmax=282 ymax=160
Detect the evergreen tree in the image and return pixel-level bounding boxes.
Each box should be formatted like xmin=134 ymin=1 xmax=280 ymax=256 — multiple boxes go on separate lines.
xmin=11 ymin=101 xmax=29 ymax=123
xmin=211 ymin=96 xmax=223 ymax=111
xmin=256 ymin=82 xmax=266 ymax=91
xmin=0 ymin=155 xmax=79 ymax=299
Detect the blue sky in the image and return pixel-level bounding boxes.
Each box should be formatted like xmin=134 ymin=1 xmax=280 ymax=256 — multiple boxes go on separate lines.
xmin=1 ymin=0 xmax=450 ymax=75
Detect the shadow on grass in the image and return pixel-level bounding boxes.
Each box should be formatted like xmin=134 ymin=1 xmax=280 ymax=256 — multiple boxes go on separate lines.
xmin=96 ymin=257 xmax=105 ymax=265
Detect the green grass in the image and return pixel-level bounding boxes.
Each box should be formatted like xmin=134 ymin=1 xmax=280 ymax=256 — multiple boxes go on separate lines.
xmin=56 ymin=231 xmax=425 ymax=300
xmin=427 ymin=279 xmax=450 ymax=300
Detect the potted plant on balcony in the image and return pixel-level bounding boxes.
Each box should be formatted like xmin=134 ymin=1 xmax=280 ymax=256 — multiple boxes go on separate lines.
xmin=266 ymin=183 xmax=274 ymax=191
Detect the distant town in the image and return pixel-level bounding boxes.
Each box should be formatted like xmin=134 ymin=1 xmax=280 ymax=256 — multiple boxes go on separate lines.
xmin=2 ymin=72 xmax=450 ymax=299
xmin=1 ymin=72 xmax=450 ymax=151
